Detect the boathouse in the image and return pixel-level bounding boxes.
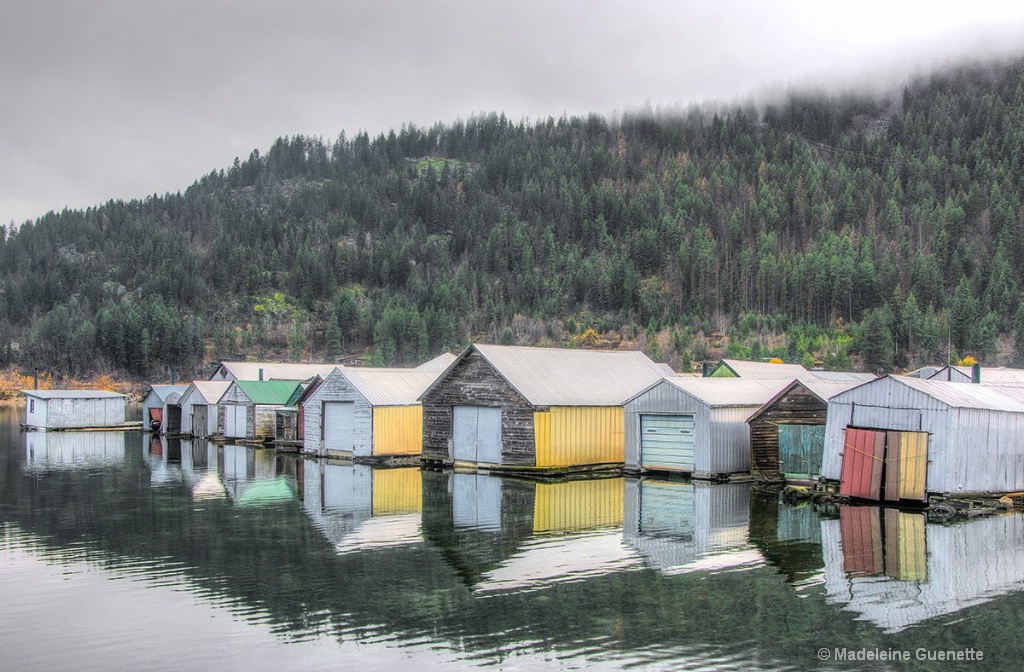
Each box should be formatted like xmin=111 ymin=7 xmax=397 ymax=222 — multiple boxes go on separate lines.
xmin=21 ymin=390 xmax=128 ymax=430
xmin=747 ymin=377 xmax=872 ymax=483
xmin=219 ymin=380 xmax=304 ymax=441
xmin=926 ymin=364 xmax=1024 ymax=385
xmin=210 ymin=361 xmax=337 ymax=382
xmin=821 ymin=376 xmax=1024 ymax=499
xmin=178 ymin=381 xmax=231 ymax=438
xmin=302 ymin=367 xmax=442 ymax=459
xmin=624 ymin=378 xmax=790 ymax=477
xmin=419 ymin=344 xmax=669 ymax=471
xmin=708 ymin=358 xmax=810 ymax=379
xmin=141 ymin=384 xmax=188 ymax=434
xmin=275 ymin=375 xmax=325 ymax=444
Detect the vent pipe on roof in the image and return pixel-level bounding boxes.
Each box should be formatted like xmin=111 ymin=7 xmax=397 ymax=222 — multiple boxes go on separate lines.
xmin=259 ymin=368 xmax=264 ymax=381
xmin=972 ymin=363 xmax=981 ymax=384
xmin=33 ymin=367 xmax=38 ymax=390
xmin=170 ymin=368 xmax=176 ymax=385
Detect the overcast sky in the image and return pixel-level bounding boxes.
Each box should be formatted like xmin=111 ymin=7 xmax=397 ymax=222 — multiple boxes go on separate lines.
xmin=3 ymin=1 xmax=1024 ymax=226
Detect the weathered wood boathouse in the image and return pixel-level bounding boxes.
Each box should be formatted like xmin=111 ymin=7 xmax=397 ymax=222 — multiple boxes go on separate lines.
xmin=419 ymin=344 xmax=669 ymax=472
xmin=219 ymin=380 xmax=304 ymax=441
xmin=302 ymin=366 xmax=443 ymax=459
xmin=747 ymin=377 xmax=872 ymax=483
xmin=177 ymin=381 xmax=231 ymax=438
xmin=821 ymin=375 xmax=1024 ymax=500
xmin=141 ymin=384 xmax=188 ymax=434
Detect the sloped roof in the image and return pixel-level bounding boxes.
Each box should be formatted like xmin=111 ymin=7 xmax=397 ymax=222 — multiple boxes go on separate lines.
xmin=415 ymin=352 xmax=457 ymax=371
xmin=713 ymin=359 xmax=809 ymax=379
xmin=214 ymin=361 xmax=337 ymax=381
xmin=189 ymin=380 xmax=232 ymax=405
xmin=808 ymin=371 xmax=876 ymax=382
xmin=646 ymin=377 xmax=793 ymax=408
xmin=21 ymin=389 xmax=126 ymax=399
xmin=431 ymin=344 xmax=670 ymax=407
xmin=234 ymin=380 xmax=304 ymax=405
xmin=927 ymin=365 xmax=1024 ymax=385
xmin=747 ymin=377 xmax=872 ymax=423
xmin=841 ymin=376 xmax=1024 ymax=413
xmin=340 ymin=367 xmax=445 ymax=406
xmin=144 ymin=384 xmax=189 ymax=403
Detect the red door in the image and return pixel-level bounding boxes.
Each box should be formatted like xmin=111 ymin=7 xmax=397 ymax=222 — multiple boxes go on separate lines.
xmin=839 ymin=428 xmax=884 ymax=500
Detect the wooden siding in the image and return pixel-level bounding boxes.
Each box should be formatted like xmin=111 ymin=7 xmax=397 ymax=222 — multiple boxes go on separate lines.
xmin=301 ymin=372 xmax=374 ymax=457
xmin=421 ymin=350 xmax=535 ymax=465
xmin=371 ymin=467 xmax=422 ymax=515
xmin=532 ymin=478 xmax=625 ymax=532
xmin=373 ymin=405 xmax=423 ymax=456
xmin=534 ymin=406 xmax=624 ymax=468
xmin=218 ymin=384 xmax=255 ymax=439
xmin=749 ymin=385 xmax=828 ymax=478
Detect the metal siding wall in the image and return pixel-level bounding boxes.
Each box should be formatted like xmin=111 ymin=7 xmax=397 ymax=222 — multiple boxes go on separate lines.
xmin=823 ymin=380 xmax=950 ymax=482
xmin=538 ymin=406 xmax=624 ymax=468
xmin=532 ymin=478 xmax=625 ymax=532
xmin=372 ymin=405 xmax=423 ymax=456
xmin=625 ymin=384 xmax=705 ymax=470
xmin=946 ymin=408 xmax=1024 ymax=493
xmin=534 ymin=410 xmax=552 ymax=464
xmin=371 ymin=467 xmax=422 ymax=515
xmin=707 ymin=406 xmax=758 ymax=474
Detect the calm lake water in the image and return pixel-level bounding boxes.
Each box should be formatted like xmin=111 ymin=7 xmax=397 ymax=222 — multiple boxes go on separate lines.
xmin=1 ymin=405 xmax=1022 ymax=671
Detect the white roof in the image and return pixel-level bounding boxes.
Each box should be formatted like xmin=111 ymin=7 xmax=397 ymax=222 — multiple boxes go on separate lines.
xmin=456 ymin=344 xmax=670 ymax=406
xmin=655 ymin=377 xmax=793 ymax=408
xmin=338 ymin=367 xmax=446 ymax=406
xmin=185 ymin=380 xmax=232 ymax=405
xmin=144 ymin=384 xmax=189 ymax=402
xmin=21 ymin=389 xmax=126 ymax=399
xmin=928 ymin=365 xmax=1024 ymax=385
xmin=715 ymin=359 xmax=809 ymax=379
xmin=807 ymin=371 xmax=876 ymax=383
xmin=415 ymin=353 xmax=457 ymax=371
xmin=864 ymin=376 xmax=1024 ymax=413
xmin=214 ymin=361 xmax=337 ymax=381
xmin=795 ymin=377 xmax=873 ymax=402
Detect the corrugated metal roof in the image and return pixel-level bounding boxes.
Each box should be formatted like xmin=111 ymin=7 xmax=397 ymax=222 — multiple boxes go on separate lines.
xmin=660 ymin=377 xmax=793 ymax=407
xmin=472 ymin=344 xmax=669 ymax=406
xmin=190 ymin=380 xmax=232 ymax=404
xmin=146 ymin=384 xmax=189 ymax=402
xmin=888 ymin=376 xmax=1024 ymax=412
xmin=234 ymin=380 xmax=303 ymax=405
xmin=215 ymin=361 xmax=338 ymax=381
xmin=415 ymin=353 xmax=457 ymax=371
xmin=340 ymin=368 xmax=445 ymax=406
xmin=808 ymin=371 xmax=877 ymax=382
xmin=927 ymin=365 xmax=1024 ymax=385
xmin=20 ymin=389 xmax=126 ymax=399
xmin=716 ymin=359 xmax=809 ymax=379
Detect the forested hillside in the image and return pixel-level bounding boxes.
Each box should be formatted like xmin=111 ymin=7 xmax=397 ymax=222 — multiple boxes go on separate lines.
xmin=4 ymin=56 xmax=1024 ymax=380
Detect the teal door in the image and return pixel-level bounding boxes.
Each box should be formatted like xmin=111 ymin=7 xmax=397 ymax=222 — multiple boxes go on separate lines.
xmin=778 ymin=424 xmax=825 ymax=480
xmin=640 ymin=415 xmax=695 ymax=471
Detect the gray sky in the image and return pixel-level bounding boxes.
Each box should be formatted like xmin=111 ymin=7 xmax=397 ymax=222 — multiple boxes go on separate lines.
xmin=3 ymin=0 xmax=1024 ymax=226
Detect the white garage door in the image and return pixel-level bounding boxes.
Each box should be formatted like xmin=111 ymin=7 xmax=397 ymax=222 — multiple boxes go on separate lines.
xmin=224 ymin=405 xmax=248 ymax=439
xmin=452 ymin=406 xmax=502 ymax=464
xmin=324 ymin=401 xmax=355 ymax=454
xmin=640 ymin=414 xmax=695 ymax=471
